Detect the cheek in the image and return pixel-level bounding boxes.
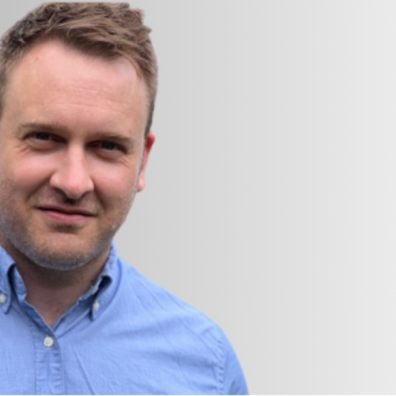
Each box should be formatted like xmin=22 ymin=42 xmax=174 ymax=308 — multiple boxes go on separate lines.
xmin=0 ymin=156 xmax=55 ymax=194
xmin=91 ymin=164 xmax=140 ymax=206
xmin=94 ymin=170 xmax=137 ymax=232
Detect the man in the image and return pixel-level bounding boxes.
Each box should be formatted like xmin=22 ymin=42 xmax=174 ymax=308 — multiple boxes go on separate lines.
xmin=0 ymin=2 xmax=248 ymax=394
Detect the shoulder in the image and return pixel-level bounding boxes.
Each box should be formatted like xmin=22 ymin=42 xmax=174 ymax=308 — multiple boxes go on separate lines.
xmin=117 ymin=257 xmax=224 ymax=347
xmin=115 ymin=257 xmax=249 ymax=394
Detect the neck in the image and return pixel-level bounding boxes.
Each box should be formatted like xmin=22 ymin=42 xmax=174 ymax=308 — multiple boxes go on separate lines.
xmin=9 ymin=248 xmax=110 ymax=327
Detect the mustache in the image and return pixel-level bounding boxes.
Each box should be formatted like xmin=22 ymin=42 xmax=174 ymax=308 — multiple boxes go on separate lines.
xmin=33 ymin=190 xmax=99 ymax=216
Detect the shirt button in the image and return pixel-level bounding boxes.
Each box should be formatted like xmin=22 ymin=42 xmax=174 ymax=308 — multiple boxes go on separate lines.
xmin=43 ymin=336 xmax=55 ymax=348
xmin=93 ymin=300 xmax=100 ymax=312
xmin=0 ymin=293 xmax=6 ymax=304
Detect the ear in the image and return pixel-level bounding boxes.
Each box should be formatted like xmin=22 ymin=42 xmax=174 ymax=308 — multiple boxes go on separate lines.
xmin=137 ymin=132 xmax=156 ymax=192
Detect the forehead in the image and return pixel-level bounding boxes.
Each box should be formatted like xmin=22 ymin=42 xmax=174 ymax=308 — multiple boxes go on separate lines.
xmin=2 ymin=39 xmax=149 ymax=134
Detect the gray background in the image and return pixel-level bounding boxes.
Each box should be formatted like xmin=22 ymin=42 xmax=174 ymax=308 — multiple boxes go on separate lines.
xmin=4 ymin=0 xmax=396 ymax=393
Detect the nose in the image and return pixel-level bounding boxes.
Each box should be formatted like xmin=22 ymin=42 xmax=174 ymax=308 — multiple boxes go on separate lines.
xmin=49 ymin=147 xmax=94 ymax=200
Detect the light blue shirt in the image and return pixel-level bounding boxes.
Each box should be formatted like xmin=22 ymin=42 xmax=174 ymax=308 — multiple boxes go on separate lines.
xmin=0 ymin=245 xmax=248 ymax=394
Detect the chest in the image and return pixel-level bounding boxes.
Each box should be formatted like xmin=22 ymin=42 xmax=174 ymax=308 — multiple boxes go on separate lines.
xmin=0 ymin=306 xmax=218 ymax=394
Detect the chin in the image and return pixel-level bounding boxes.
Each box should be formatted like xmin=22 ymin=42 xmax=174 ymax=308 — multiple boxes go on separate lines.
xmin=29 ymin=245 xmax=107 ymax=271
xmin=15 ymin=232 xmax=110 ymax=271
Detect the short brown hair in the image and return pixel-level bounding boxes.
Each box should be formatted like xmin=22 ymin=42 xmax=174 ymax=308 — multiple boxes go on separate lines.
xmin=0 ymin=2 xmax=158 ymax=135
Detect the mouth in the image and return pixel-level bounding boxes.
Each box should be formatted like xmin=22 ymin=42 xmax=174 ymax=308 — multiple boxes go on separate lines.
xmin=37 ymin=205 xmax=96 ymax=225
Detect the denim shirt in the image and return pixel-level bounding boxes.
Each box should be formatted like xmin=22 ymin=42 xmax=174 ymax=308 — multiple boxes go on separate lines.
xmin=0 ymin=245 xmax=248 ymax=394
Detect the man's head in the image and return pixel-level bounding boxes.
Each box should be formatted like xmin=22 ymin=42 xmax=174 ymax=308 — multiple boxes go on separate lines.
xmin=0 ymin=3 xmax=157 ymax=272
xmin=0 ymin=2 xmax=158 ymax=135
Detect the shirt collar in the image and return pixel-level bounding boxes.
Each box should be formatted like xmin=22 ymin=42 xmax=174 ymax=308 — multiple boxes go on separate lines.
xmin=0 ymin=247 xmax=16 ymax=313
xmin=84 ymin=244 xmax=120 ymax=320
xmin=0 ymin=243 xmax=121 ymax=317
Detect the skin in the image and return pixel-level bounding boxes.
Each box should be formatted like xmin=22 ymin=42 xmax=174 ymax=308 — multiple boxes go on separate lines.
xmin=0 ymin=39 xmax=155 ymax=326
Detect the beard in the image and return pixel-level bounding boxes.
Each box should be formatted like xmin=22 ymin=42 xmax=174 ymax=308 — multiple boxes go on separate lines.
xmin=0 ymin=208 xmax=115 ymax=271
xmin=0 ymin=185 xmax=133 ymax=272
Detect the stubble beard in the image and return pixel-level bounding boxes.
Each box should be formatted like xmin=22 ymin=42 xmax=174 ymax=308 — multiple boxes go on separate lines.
xmin=0 ymin=194 xmax=132 ymax=273
xmin=0 ymin=211 xmax=114 ymax=271
xmin=0 ymin=165 xmax=136 ymax=271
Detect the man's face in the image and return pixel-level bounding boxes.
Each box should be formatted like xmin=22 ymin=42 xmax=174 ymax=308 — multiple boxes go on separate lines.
xmin=0 ymin=39 xmax=154 ymax=270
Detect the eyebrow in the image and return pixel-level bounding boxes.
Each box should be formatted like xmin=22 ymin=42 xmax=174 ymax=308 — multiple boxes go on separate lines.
xmin=18 ymin=122 xmax=136 ymax=150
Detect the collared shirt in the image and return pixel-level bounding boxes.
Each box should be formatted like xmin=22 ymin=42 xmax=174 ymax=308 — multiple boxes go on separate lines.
xmin=0 ymin=245 xmax=248 ymax=394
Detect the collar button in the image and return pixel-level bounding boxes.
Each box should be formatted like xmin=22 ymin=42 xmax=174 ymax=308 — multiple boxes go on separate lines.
xmin=93 ymin=300 xmax=100 ymax=312
xmin=0 ymin=293 xmax=7 ymax=304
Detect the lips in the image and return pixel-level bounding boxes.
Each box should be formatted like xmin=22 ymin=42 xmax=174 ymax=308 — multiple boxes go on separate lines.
xmin=37 ymin=205 xmax=96 ymax=226
xmin=38 ymin=205 xmax=96 ymax=217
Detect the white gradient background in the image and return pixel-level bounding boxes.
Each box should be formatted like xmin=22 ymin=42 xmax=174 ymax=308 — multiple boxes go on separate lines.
xmin=3 ymin=0 xmax=396 ymax=393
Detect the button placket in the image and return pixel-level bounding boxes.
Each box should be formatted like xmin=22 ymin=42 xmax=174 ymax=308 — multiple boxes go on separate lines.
xmin=35 ymin=330 xmax=64 ymax=394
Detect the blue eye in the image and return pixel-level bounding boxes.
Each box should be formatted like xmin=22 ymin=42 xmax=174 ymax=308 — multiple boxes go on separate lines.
xmin=101 ymin=141 xmax=118 ymax=150
xmin=93 ymin=141 xmax=125 ymax=152
xmin=25 ymin=131 xmax=62 ymax=150
xmin=34 ymin=132 xmax=51 ymax=140
xmin=90 ymin=141 xmax=126 ymax=160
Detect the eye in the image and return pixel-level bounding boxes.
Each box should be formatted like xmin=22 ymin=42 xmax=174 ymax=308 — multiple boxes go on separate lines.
xmin=30 ymin=131 xmax=61 ymax=141
xmin=31 ymin=132 xmax=52 ymax=140
xmin=98 ymin=141 xmax=119 ymax=151
xmin=90 ymin=140 xmax=126 ymax=159
xmin=25 ymin=131 xmax=62 ymax=149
